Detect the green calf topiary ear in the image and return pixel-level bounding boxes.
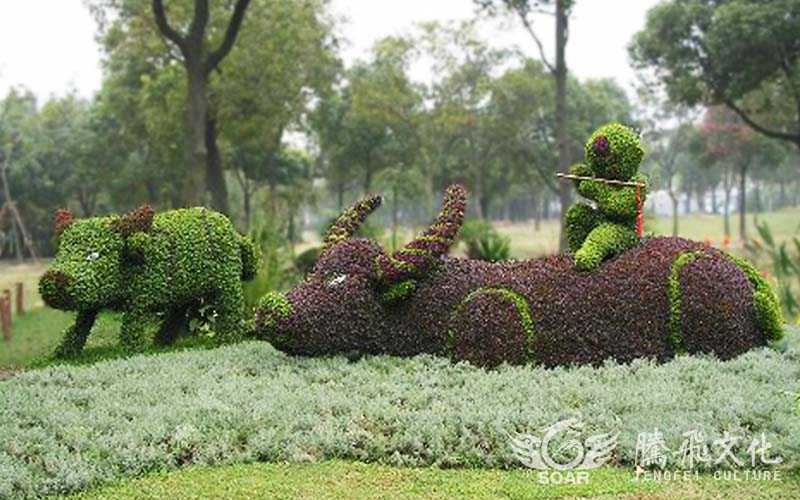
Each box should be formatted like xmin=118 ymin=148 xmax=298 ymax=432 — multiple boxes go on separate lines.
xmin=112 ymin=205 xmax=155 ymax=236
xmin=53 ymin=208 xmax=76 ymax=237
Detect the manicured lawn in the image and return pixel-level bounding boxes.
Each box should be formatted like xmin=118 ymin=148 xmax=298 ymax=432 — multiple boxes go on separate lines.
xmin=67 ymin=460 xmax=799 ymax=499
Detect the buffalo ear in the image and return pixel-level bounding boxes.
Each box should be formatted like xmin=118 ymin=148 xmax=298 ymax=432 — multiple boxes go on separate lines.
xmin=112 ymin=205 xmax=155 ymax=237
xmin=54 ymin=209 xmax=75 ymax=236
xmin=379 ymin=279 xmax=417 ymax=304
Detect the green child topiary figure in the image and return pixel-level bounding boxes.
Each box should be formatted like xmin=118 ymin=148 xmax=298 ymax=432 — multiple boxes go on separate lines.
xmin=566 ymin=123 xmax=647 ymax=271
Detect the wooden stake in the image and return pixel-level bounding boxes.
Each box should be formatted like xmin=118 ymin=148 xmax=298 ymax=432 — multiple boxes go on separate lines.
xmin=15 ymin=282 xmax=23 ymax=315
xmin=1 ymin=290 xmax=11 ymax=342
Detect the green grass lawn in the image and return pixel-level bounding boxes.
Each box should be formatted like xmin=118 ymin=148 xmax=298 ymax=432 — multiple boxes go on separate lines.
xmin=66 ymin=460 xmax=799 ymax=500
xmin=0 ymin=260 xmax=48 ymax=310
xmin=0 ymin=307 xmax=215 ymax=372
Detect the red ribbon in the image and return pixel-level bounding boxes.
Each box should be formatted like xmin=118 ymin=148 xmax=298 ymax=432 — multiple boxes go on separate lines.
xmin=635 ymin=183 xmax=644 ymax=237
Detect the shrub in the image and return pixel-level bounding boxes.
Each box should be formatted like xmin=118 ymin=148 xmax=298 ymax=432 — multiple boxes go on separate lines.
xmin=294 ymin=246 xmax=322 ymax=276
xmin=38 ymin=206 xmax=258 ymax=357
xmin=242 ymin=221 xmax=299 ymax=312
xmin=746 ymin=221 xmax=800 ymax=321
xmin=1 ymin=328 xmax=798 ymax=497
xmin=458 ymin=219 xmax=511 ymax=262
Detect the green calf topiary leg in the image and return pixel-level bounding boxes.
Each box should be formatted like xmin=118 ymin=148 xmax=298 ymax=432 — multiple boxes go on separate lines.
xmin=565 ymin=203 xmax=601 ymax=253
xmin=211 ymin=279 xmax=247 ymax=343
xmin=54 ymin=310 xmax=98 ymax=358
xmin=119 ymin=307 xmax=154 ymax=352
xmin=154 ymin=306 xmax=189 ymax=345
xmin=574 ymin=222 xmax=639 ymax=271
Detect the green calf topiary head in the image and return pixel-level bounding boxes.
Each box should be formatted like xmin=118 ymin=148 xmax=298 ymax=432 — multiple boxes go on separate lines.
xmin=584 ymin=122 xmax=644 ymax=180
xmin=39 ymin=206 xmax=154 ymax=311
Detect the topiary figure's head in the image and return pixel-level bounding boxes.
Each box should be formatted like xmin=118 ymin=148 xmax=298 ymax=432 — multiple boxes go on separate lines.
xmin=255 ymin=185 xmax=466 ymax=355
xmin=584 ymin=123 xmax=644 ymax=180
xmin=39 ymin=206 xmax=154 ymax=311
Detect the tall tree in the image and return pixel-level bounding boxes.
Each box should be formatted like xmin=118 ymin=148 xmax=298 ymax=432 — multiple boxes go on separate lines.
xmin=698 ymin=107 xmax=784 ymax=241
xmin=475 ymin=0 xmax=575 ymax=249
xmin=630 ymin=0 xmax=800 ymax=151
xmin=217 ymin=0 xmax=339 ymax=228
xmin=151 ymin=0 xmax=252 ymax=212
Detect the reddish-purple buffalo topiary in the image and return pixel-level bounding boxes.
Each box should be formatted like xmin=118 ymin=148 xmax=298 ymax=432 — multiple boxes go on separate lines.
xmin=255 ymin=185 xmax=783 ymax=368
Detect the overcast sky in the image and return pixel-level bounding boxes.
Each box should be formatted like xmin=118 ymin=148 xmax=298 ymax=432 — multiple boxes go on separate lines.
xmin=0 ymin=0 xmax=661 ymax=102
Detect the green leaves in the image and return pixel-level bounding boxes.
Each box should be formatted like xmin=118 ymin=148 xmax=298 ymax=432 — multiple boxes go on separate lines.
xmin=630 ymin=0 xmax=800 ymax=147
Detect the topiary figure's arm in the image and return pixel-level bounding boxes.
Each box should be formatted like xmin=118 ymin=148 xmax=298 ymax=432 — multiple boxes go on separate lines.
xmin=587 ymin=173 xmax=648 ymax=222
xmin=569 ymin=163 xmax=593 ymax=190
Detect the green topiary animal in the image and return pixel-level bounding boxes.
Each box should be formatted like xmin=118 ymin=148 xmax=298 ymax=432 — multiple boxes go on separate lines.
xmin=39 ymin=205 xmax=259 ymax=357
xmin=566 ymin=123 xmax=648 ymax=270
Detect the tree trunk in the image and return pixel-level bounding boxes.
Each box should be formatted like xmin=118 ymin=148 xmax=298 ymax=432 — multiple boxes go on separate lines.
xmin=479 ymin=194 xmax=490 ymax=220
xmin=204 ymin=111 xmax=229 ymax=213
xmin=723 ymin=184 xmax=731 ymax=238
xmin=182 ymin=66 xmax=208 ymax=207
xmin=243 ymin=180 xmax=252 ymax=231
xmin=287 ymin=207 xmax=296 ymax=250
xmin=363 ymin=165 xmax=373 ymax=195
xmin=151 ymin=0 xmax=252 ymax=209
xmin=795 ymin=179 xmax=800 ymax=206
xmin=669 ymin=190 xmax=679 ymax=237
xmin=738 ymin=162 xmax=747 ymax=242
xmin=336 ymin=182 xmax=344 ymax=211
xmin=555 ymin=0 xmax=570 ymax=251
xmin=752 ymin=180 xmax=761 ymax=225
xmin=696 ymin=187 xmax=705 ymax=213
xmin=683 ymin=189 xmax=691 ymax=214
xmin=391 ymin=186 xmax=399 ymax=251
xmin=711 ymin=187 xmax=718 ymax=214
xmin=543 ymin=192 xmax=551 ymax=219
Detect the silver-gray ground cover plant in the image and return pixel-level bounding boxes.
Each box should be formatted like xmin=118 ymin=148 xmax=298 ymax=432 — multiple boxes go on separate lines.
xmin=1 ymin=328 xmax=798 ymax=498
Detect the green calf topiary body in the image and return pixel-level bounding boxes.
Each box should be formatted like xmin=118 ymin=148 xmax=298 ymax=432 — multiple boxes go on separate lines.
xmin=39 ymin=206 xmax=258 ymax=356
xmin=566 ymin=123 xmax=647 ymax=270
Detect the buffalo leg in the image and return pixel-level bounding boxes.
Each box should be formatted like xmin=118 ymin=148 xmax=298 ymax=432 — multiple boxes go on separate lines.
xmin=448 ymin=287 xmax=535 ymax=368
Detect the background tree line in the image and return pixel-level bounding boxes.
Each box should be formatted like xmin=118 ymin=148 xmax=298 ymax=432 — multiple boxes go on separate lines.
xmin=0 ymin=0 xmax=798 ymax=259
